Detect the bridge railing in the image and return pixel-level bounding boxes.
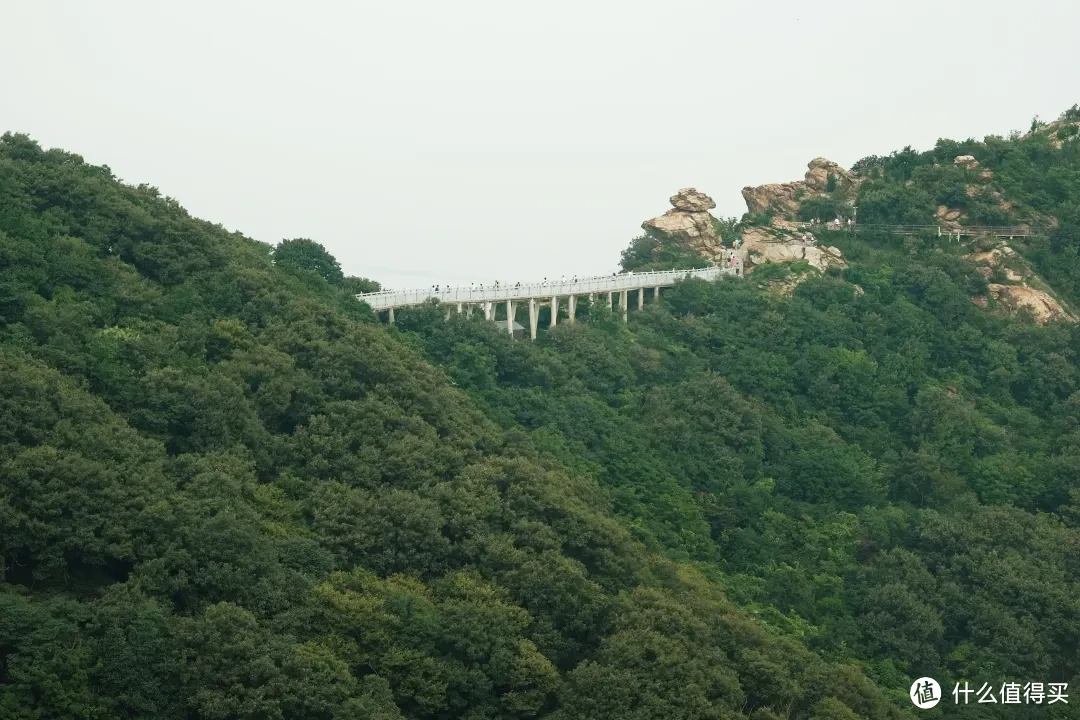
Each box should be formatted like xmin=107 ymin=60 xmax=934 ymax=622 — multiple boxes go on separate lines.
xmin=356 ymin=265 xmax=739 ymax=310
xmin=793 ymin=222 xmax=1029 ymax=236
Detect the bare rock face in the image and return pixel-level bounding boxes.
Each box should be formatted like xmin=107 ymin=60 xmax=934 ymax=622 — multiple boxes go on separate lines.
xmin=936 ymin=205 xmax=963 ymax=222
xmin=740 ymin=158 xmax=859 ymax=220
xmin=740 ymin=226 xmax=846 ymax=272
xmin=741 ymin=183 xmax=804 ymax=215
xmin=804 ymin=158 xmax=856 ymax=192
xmin=642 ymin=188 xmax=724 ymax=260
xmin=670 ymin=188 xmax=717 ymax=212
xmin=954 ymin=155 xmax=980 ymax=169
xmin=987 ymin=284 xmax=1075 ymax=324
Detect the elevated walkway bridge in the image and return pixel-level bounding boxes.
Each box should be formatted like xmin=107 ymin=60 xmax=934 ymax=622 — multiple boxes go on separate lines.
xmin=356 ymin=264 xmax=742 ymax=340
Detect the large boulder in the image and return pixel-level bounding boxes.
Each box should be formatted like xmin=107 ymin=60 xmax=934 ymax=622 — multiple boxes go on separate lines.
xmin=804 ymin=157 xmax=856 ymax=192
xmin=642 ymin=188 xmax=724 ymax=260
xmin=741 ymin=183 xmax=804 ymax=216
xmin=670 ymin=188 xmax=717 ymax=212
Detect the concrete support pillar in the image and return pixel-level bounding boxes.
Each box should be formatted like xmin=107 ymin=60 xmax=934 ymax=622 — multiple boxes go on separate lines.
xmin=550 ymin=296 xmax=558 ymax=327
xmin=619 ymin=290 xmax=628 ymax=322
xmin=456 ymin=302 xmax=463 ymax=314
xmin=588 ymin=293 xmax=595 ymax=304
xmin=654 ymin=286 xmax=660 ymax=300
xmin=445 ymin=308 xmax=452 ymax=320
xmin=528 ymin=299 xmax=538 ymax=340
xmin=607 ymin=292 xmax=613 ymax=310
xmin=568 ymin=295 xmax=576 ymax=323
xmin=637 ymin=287 xmax=644 ymax=310
xmin=388 ymin=307 xmax=395 ymax=325
xmin=506 ymin=300 xmax=515 ymax=336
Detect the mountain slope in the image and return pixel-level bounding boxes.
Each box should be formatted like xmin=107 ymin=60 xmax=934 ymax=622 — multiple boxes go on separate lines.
xmin=395 ymin=109 xmax=1080 ymax=719
xmin=0 ymin=134 xmax=911 ymax=719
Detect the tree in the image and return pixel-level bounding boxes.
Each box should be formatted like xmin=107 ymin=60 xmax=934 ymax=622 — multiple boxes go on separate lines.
xmin=273 ymin=237 xmax=345 ymax=285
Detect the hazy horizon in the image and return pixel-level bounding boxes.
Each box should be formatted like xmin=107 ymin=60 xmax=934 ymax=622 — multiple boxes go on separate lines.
xmin=4 ymin=1 xmax=1079 ymax=288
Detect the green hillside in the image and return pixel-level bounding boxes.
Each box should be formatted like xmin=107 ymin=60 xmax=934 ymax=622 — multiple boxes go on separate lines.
xmin=851 ymin=105 xmax=1080 ymax=306
xmin=0 ymin=133 xmax=913 ymax=719
xmin=394 ymin=109 xmax=1080 ymax=719
xmin=3 ymin=105 xmax=1080 ymax=720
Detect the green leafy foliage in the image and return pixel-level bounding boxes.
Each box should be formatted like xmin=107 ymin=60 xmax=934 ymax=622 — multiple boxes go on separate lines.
xmin=0 ymin=133 xmax=912 ymax=718
xmin=620 ymin=233 xmax=709 ymax=272
xmin=798 ymin=195 xmax=848 ymax=222
xmin=6 ymin=106 xmax=1080 ymax=718
xmin=274 ymin=237 xmax=345 ymax=285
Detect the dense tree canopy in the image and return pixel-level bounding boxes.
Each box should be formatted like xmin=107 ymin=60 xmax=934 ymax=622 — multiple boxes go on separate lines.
xmin=4 ymin=109 xmax=1080 ymax=719
xmin=0 ymin=133 xmax=918 ymax=718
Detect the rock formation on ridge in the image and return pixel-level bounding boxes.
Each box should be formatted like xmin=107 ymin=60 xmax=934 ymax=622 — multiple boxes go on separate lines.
xmin=641 ymin=188 xmax=725 ymax=261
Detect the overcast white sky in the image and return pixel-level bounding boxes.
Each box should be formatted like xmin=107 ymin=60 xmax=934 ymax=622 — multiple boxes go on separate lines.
xmin=3 ymin=1 xmax=1079 ymax=288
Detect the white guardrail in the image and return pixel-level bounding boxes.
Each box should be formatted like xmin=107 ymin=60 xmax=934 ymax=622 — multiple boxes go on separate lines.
xmin=356 ymin=266 xmax=739 ymax=311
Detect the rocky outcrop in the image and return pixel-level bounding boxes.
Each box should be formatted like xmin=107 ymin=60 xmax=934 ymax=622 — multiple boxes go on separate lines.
xmin=740 ymin=158 xmax=860 ymax=219
xmin=954 ymin=155 xmax=980 ymax=169
xmin=670 ymin=188 xmax=716 ymax=212
xmin=740 ymin=226 xmax=846 ymax=272
xmin=987 ymin=284 xmax=1075 ymax=324
xmin=968 ymin=245 xmax=1018 ymax=265
xmin=804 ymin=157 xmax=857 ymax=192
xmin=736 ymin=159 xmax=859 ymax=273
xmin=936 ymin=205 xmax=963 ymax=222
xmin=965 ymin=242 xmax=1075 ymax=324
xmin=741 ymin=183 xmax=803 ymax=216
xmin=642 ymin=188 xmax=724 ymax=261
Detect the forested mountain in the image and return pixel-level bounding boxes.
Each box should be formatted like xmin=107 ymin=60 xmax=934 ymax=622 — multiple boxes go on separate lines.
xmin=1 ymin=105 xmax=1079 ymax=719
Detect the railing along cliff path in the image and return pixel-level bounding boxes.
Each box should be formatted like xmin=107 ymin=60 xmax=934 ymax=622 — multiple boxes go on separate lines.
xmin=356 ymin=265 xmax=743 ymax=340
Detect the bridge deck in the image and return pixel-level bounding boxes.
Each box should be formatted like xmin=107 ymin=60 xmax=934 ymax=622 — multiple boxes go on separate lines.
xmin=356 ymin=266 xmax=740 ymax=311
